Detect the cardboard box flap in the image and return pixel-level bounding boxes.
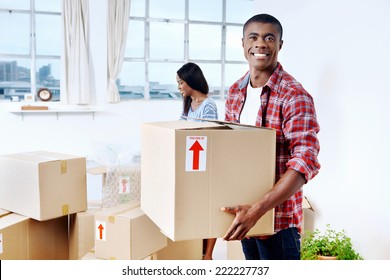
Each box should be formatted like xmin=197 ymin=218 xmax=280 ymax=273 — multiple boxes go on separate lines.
xmin=87 ymin=166 xmax=108 ymax=175
xmin=302 ymin=196 xmax=314 ymax=211
xmin=143 ymin=120 xmax=224 ymax=130
xmin=204 ymin=119 xmax=276 ymax=131
xmin=143 ymin=120 xmax=276 ymax=134
xmin=0 ymin=209 xmax=11 ymax=218
xmin=180 ymin=117 xmax=276 ymax=131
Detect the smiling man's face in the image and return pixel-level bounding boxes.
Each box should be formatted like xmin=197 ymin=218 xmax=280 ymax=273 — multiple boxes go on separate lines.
xmin=242 ymin=22 xmax=283 ymax=74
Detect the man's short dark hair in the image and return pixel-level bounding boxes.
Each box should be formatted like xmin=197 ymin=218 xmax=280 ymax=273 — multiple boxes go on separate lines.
xmin=243 ymin=14 xmax=283 ymax=40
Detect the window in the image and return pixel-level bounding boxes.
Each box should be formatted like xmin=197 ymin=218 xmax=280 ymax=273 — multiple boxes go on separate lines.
xmin=0 ymin=0 xmax=61 ymax=102
xmin=119 ymin=0 xmax=253 ymax=100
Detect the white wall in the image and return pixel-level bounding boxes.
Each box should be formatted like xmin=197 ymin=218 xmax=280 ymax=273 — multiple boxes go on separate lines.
xmin=0 ymin=0 xmax=389 ymax=259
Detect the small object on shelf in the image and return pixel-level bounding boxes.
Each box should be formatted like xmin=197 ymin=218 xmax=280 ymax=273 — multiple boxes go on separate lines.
xmin=24 ymin=93 xmax=35 ymax=102
xmin=21 ymin=105 xmax=49 ymax=111
xmin=37 ymin=88 xmax=53 ymax=102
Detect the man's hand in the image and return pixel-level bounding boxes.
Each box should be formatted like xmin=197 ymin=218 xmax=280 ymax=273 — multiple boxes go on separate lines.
xmin=221 ymin=204 xmax=261 ymax=241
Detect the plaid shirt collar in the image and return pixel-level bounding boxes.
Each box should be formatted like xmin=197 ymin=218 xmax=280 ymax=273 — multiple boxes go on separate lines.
xmin=238 ymin=62 xmax=283 ymax=93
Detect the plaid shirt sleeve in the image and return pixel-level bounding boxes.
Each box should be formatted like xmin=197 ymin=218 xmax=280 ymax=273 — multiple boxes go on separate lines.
xmin=261 ymin=63 xmax=320 ymax=183
xmin=281 ymin=86 xmax=321 ymax=182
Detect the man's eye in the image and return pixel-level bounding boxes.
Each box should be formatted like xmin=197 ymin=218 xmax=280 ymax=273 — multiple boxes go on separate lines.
xmin=265 ymin=36 xmax=275 ymax=42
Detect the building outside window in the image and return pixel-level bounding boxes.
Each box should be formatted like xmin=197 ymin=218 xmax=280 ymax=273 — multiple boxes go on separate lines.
xmin=0 ymin=0 xmax=61 ymax=102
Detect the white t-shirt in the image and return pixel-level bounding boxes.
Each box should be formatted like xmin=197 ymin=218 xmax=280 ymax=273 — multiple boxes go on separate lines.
xmin=240 ymin=82 xmax=262 ymax=125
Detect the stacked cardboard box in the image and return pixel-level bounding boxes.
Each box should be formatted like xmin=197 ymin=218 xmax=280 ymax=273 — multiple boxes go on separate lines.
xmin=0 ymin=151 xmax=87 ymax=260
xmin=69 ymin=208 xmax=101 ymax=260
xmin=0 ymin=151 xmax=87 ymax=221
xmin=0 ymin=210 xmax=69 ymax=260
xmin=94 ymin=201 xmax=167 ymax=260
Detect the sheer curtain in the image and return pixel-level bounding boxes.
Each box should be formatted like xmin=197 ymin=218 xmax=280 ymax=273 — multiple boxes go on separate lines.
xmin=62 ymin=0 xmax=90 ymax=105
xmin=107 ymin=0 xmax=131 ymax=103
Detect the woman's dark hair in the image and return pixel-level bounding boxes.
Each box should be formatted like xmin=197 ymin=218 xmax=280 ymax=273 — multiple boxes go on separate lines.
xmin=177 ymin=62 xmax=209 ymax=116
xmin=243 ymin=13 xmax=283 ymax=40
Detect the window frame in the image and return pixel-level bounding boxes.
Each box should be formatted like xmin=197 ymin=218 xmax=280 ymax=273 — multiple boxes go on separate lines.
xmin=121 ymin=0 xmax=248 ymax=101
xmin=0 ymin=0 xmax=61 ymax=102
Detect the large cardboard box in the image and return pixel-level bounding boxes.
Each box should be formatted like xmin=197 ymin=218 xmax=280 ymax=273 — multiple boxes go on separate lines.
xmin=94 ymin=201 xmax=167 ymax=260
xmin=0 ymin=213 xmax=68 ymax=260
xmin=0 ymin=151 xmax=87 ymax=221
xmin=141 ymin=120 xmax=276 ymax=241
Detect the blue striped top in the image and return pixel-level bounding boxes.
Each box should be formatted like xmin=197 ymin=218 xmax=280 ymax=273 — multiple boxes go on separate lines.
xmin=180 ymin=97 xmax=218 ymax=122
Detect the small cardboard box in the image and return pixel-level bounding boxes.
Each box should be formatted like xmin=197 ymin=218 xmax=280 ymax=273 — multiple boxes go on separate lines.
xmin=0 ymin=151 xmax=87 ymax=221
xmin=0 ymin=213 xmax=68 ymax=260
xmin=141 ymin=120 xmax=276 ymax=241
xmin=69 ymin=207 xmax=101 ymax=260
xmin=94 ymin=201 xmax=167 ymax=260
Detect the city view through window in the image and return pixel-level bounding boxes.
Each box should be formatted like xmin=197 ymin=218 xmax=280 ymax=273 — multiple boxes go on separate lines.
xmin=0 ymin=0 xmax=253 ymax=102
xmin=0 ymin=0 xmax=61 ymax=102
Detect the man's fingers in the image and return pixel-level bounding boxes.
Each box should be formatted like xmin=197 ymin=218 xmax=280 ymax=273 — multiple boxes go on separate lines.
xmin=221 ymin=205 xmax=248 ymax=240
xmin=221 ymin=205 xmax=240 ymax=213
xmin=223 ymin=225 xmax=237 ymax=240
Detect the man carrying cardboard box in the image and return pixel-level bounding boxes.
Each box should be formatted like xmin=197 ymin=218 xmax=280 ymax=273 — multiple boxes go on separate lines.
xmin=222 ymin=14 xmax=321 ymax=260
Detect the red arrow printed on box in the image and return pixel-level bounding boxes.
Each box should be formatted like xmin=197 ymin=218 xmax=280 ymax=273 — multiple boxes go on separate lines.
xmin=97 ymin=224 xmax=104 ymax=240
xmin=189 ymin=140 xmax=204 ymax=170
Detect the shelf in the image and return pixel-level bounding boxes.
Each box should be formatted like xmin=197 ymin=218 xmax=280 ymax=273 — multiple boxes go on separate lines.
xmin=9 ymin=107 xmax=100 ymax=120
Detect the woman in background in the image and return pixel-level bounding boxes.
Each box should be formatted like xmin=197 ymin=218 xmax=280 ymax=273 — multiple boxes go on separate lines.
xmin=176 ymin=62 xmax=218 ymax=260
xmin=177 ymin=62 xmax=218 ymax=122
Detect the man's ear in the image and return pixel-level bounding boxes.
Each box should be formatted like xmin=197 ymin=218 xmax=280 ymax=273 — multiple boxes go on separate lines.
xmin=242 ymin=37 xmax=244 ymax=47
xmin=279 ymin=40 xmax=284 ymax=50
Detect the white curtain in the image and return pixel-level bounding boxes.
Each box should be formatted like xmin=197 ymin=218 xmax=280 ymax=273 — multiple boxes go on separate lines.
xmin=62 ymin=0 xmax=90 ymax=105
xmin=107 ymin=0 xmax=131 ymax=103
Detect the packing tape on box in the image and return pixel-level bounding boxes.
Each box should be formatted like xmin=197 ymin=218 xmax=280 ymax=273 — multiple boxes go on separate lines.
xmin=108 ymin=216 xmax=115 ymax=223
xmin=62 ymin=204 xmax=69 ymax=215
xmin=61 ymin=160 xmax=67 ymax=174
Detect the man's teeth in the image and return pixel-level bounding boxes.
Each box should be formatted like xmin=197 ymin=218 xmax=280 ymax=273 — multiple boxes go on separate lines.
xmin=253 ymin=53 xmax=267 ymax=57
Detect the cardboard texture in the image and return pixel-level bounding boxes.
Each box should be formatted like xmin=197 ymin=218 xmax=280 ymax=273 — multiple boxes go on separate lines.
xmin=0 ymin=151 xmax=87 ymax=221
xmin=69 ymin=208 xmax=101 ymax=260
xmin=94 ymin=201 xmax=167 ymax=260
xmin=0 ymin=213 xmax=68 ymax=260
xmin=141 ymin=120 xmax=276 ymax=241
xmin=155 ymin=239 xmax=203 ymax=260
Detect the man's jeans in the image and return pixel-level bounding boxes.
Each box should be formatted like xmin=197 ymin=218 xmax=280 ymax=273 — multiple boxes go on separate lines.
xmin=241 ymin=227 xmax=301 ymax=260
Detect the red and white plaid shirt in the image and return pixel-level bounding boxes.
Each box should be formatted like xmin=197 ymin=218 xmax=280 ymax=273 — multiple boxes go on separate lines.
xmin=225 ymin=63 xmax=321 ymax=234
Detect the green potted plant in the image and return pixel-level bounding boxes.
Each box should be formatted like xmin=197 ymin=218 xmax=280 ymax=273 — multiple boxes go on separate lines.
xmin=301 ymin=224 xmax=364 ymax=260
